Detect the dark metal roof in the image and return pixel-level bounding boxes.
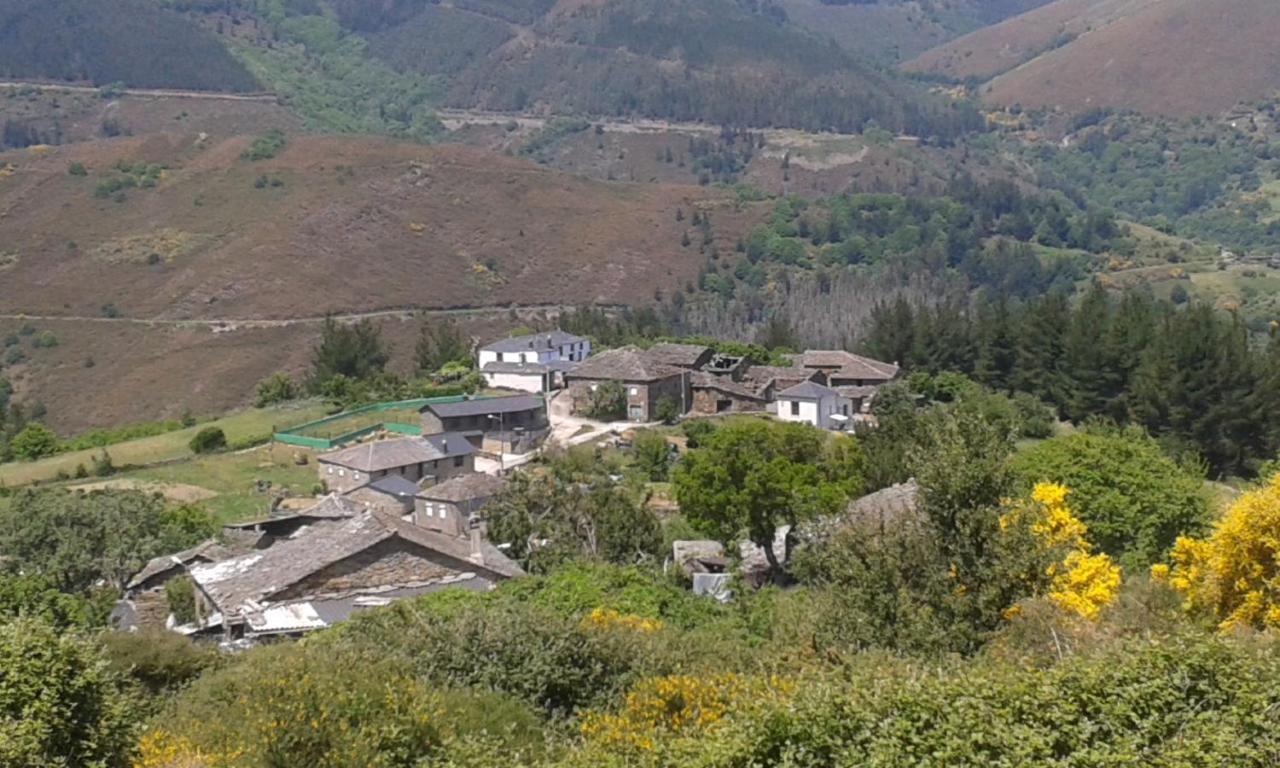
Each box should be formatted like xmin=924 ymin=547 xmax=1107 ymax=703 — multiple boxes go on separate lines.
xmin=367 ymin=475 xmax=421 ymax=498
xmin=777 ymin=380 xmax=839 ymax=400
xmin=422 ymin=394 xmax=545 ymax=419
xmin=481 ymin=331 xmax=586 ymax=353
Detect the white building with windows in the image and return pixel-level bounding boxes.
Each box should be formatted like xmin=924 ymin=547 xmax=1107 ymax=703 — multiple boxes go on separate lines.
xmin=478 ymin=331 xmax=591 ymax=393
xmin=774 ymin=380 xmax=850 ymax=430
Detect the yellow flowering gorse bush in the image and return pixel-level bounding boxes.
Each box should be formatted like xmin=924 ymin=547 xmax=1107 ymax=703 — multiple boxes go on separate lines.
xmin=580 ymin=607 xmax=663 ymax=633
xmin=1153 ymin=473 xmax=1280 ymax=631
xmin=1004 ymin=483 xmax=1121 ymax=620
xmin=580 ymin=674 xmax=794 ymax=751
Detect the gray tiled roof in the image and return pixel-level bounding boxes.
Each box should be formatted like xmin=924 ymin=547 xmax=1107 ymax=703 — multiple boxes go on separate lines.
xmin=191 ymin=511 xmax=523 ymax=617
xmin=777 ymin=380 xmax=839 ymax=400
xmin=565 ymin=345 xmax=684 ymax=382
xmin=418 ymin=473 xmax=508 ymax=503
xmin=689 ymin=372 xmax=767 ymax=401
xmin=481 ymin=331 xmax=586 ymax=354
xmin=645 ymin=342 xmax=712 ymax=367
xmin=318 ymin=433 xmax=475 ymax=473
xmin=367 ymin=475 xmax=422 ymax=498
xmin=799 ymin=350 xmax=899 ymax=381
xmin=127 ymin=539 xmax=237 ymax=590
xmin=423 ymin=394 xmax=545 ymax=419
xmin=482 ymin=361 xmax=550 ymax=374
xmin=740 ymin=365 xmax=819 ymax=394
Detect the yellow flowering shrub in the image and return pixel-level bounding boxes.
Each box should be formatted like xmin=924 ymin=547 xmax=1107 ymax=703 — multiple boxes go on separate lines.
xmin=1003 ymin=483 xmax=1122 ymax=621
xmin=1153 ymin=473 xmax=1280 ymax=631
xmin=580 ymin=607 xmax=663 ymax=633
xmin=134 ymin=730 xmax=236 ymax=768
xmin=580 ymin=674 xmax=793 ymax=751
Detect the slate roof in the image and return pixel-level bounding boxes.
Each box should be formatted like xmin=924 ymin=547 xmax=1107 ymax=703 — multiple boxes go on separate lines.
xmin=318 ymin=433 xmax=475 ymax=473
xmin=127 ymin=539 xmax=238 ymax=590
xmin=190 ymin=510 xmax=523 ymax=618
xmin=482 ymin=360 xmax=551 ymax=375
xmin=798 ymin=350 xmax=899 ymax=381
xmin=481 ymin=331 xmax=586 ymax=354
xmin=835 ymin=385 xmax=880 ymax=400
xmin=565 ymin=345 xmax=684 ymax=382
xmin=645 ymin=342 xmax=712 ymax=368
xmin=777 ymin=380 xmax=839 ymax=400
xmin=689 ymin=372 xmax=768 ymax=401
xmin=221 ymin=494 xmax=364 ymax=534
xmin=740 ymin=365 xmax=820 ymax=394
xmin=366 ymin=475 xmax=421 ymax=499
xmin=418 ymin=473 xmax=509 ymax=503
xmin=423 ymin=394 xmax=545 ymax=419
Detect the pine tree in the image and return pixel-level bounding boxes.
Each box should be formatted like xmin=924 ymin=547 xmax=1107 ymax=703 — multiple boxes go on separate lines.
xmin=973 ymin=295 xmax=1016 ymax=392
xmin=1062 ymin=284 xmax=1118 ymax=422
xmin=1012 ymin=293 xmax=1070 ymax=410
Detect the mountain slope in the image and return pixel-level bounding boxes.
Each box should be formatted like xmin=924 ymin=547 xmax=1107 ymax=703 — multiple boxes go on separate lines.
xmin=0 ymin=135 xmax=752 ymax=319
xmin=0 ymin=0 xmax=260 ymax=92
xmin=907 ymin=0 xmax=1280 ymax=118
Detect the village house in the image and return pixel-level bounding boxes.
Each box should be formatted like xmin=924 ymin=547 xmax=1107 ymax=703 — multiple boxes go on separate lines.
xmin=563 ymin=345 xmax=692 ymax=422
xmin=415 ymin=473 xmax=509 ymax=533
xmin=739 ymin=365 xmax=827 ymax=401
xmin=317 ymin=433 xmax=476 ymax=494
xmin=188 ymin=509 xmax=524 ymax=641
xmin=643 ymin=342 xmax=714 ymax=371
xmin=477 ymin=331 xmax=590 ymax=392
xmin=689 ymin=371 xmax=771 ymax=415
xmin=775 ymin=380 xmax=851 ymax=430
xmin=419 ymin=394 xmax=549 ymax=454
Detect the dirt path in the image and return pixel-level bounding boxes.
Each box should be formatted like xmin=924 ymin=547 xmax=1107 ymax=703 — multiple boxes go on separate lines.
xmin=0 ymin=80 xmax=278 ymax=102
xmin=0 ymin=302 xmax=628 ymax=331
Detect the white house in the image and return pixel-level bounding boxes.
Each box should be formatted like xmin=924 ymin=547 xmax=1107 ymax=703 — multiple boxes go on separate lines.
xmin=478 ymin=331 xmax=591 ymax=393
xmin=774 ymin=380 xmax=850 ymax=430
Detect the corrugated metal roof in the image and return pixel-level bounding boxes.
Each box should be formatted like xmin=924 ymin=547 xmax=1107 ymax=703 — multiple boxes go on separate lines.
xmin=423 ymin=394 xmax=545 ymax=419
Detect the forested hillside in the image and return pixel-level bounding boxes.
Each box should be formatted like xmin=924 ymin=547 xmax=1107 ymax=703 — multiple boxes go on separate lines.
xmin=0 ymin=0 xmax=259 ymax=92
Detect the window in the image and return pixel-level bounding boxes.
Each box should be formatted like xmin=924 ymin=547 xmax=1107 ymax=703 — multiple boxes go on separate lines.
xmin=439 ymin=509 xmax=447 ymax=520
xmin=353 ymin=472 xmax=361 ymax=481
xmin=790 ymin=401 xmax=800 ymax=416
xmin=327 ymin=466 xmax=333 ymax=474
xmin=590 ymin=384 xmax=598 ymax=392
xmin=453 ymin=456 xmax=465 ymax=467
xmin=423 ymin=504 xmax=434 ymax=518
xmin=338 ymin=469 xmax=346 ymax=477
xmin=629 ymin=387 xmax=638 ymax=396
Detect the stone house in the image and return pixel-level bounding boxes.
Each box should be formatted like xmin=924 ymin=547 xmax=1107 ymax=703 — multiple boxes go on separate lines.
xmin=317 ymin=433 xmax=475 ymax=494
xmin=415 ymin=473 xmax=509 ymax=533
xmin=188 ymin=510 xmax=524 ymax=641
xmin=689 ymin=372 xmax=770 ymax=415
xmin=563 ymin=346 xmax=691 ymax=422
xmin=419 ymin=394 xmax=548 ymax=453
xmin=739 ymin=365 xmax=826 ymax=401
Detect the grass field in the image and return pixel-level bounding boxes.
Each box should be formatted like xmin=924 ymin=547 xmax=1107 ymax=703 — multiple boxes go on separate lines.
xmin=293 ymin=408 xmax=424 ymax=440
xmin=124 ymin=443 xmax=320 ymax=523
xmin=0 ymin=401 xmax=330 ymax=488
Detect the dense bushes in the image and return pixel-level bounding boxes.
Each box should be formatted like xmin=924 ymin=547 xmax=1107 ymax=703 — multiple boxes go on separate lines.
xmin=187 ymin=426 xmax=226 ymax=454
xmin=1014 ymin=427 xmax=1211 ymax=569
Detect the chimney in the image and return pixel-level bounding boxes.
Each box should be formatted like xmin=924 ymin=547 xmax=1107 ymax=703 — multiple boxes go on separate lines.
xmin=468 ymin=519 xmax=485 ymax=564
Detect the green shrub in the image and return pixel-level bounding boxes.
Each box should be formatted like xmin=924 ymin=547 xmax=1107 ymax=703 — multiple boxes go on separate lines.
xmin=241 ymin=129 xmax=287 ymax=161
xmin=188 ymin=426 xmax=226 ymax=454
xmin=254 ymin=372 xmax=298 ymax=407
xmin=1012 ymin=426 xmax=1211 ymax=569
xmin=10 ymin=422 xmax=58 ymax=460
xmin=0 ymin=618 xmax=135 ymax=767
xmin=98 ymin=629 xmax=216 ymax=696
xmin=584 ymin=381 xmax=627 ymax=421
xmin=67 ymin=161 xmax=87 ymax=176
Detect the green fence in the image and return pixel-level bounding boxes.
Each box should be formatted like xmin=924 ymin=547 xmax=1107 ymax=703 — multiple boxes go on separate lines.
xmin=273 ymin=396 xmax=483 ymax=451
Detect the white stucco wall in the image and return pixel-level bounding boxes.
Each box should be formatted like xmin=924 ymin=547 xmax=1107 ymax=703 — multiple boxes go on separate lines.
xmin=482 ymin=370 xmax=546 ymax=393
xmin=478 ymin=339 xmax=592 ymax=368
xmin=776 ymin=395 xmax=850 ymax=429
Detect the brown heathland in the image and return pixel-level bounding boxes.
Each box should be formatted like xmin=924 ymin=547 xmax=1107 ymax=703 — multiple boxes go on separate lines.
xmin=0 ymin=135 xmax=748 ymax=319
xmin=907 ymin=0 xmax=1280 ymax=118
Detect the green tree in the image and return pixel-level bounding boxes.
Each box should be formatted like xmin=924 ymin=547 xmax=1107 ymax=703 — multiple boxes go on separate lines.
xmin=585 ymin=381 xmax=627 ymax=421
xmin=673 ymin=421 xmax=856 ymax=573
xmin=0 ymin=574 xmax=93 ymax=629
xmin=1014 ymin=427 xmax=1211 ymax=569
xmin=308 ymin=317 xmax=390 ymax=390
xmin=254 ymin=372 xmax=298 ymax=407
xmin=0 ymin=489 xmax=211 ymax=592
xmin=631 ymin=430 xmax=671 ymax=481
xmin=10 ymin=422 xmax=58 ymax=460
xmin=188 ymin=426 xmax=226 ymax=454
xmin=416 ymin=319 xmax=470 ymax=375
xmin=0 ymin=618 xmax=134 ymax=767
